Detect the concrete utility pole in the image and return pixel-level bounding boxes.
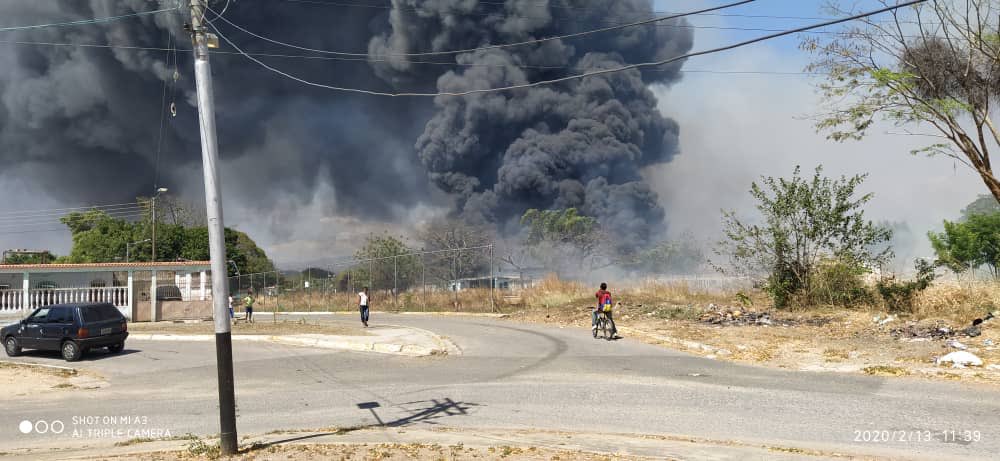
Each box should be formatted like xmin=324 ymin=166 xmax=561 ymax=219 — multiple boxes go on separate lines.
xmin=151 ymin=187 xmax=168 ymax=261
xmin=188 ymin=1 xmax=238 ymax=455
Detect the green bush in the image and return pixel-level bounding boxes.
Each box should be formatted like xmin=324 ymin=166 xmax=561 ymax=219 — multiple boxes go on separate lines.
xmin=876 ymin=259 xmax=936 ymax=313
xmin=808 ymin=257 xmax=874 ymax=306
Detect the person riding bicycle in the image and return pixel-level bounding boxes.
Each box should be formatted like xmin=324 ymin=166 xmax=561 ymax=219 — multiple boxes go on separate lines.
xmin=593 ymin=282 xmax=618 ymax=338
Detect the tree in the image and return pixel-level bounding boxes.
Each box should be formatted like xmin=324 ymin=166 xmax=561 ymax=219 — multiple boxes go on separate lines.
xmin=714 ymin=166 xmax=892 ymax=307
xmin=58 ymin=207 xmax=274 ymax=276
xmin=61 ymin=210 xmax=143 ymax=263
xmin=419 ymin=218 xmax=493 ymax=285
xmin=353 ymin=233 xmax=419 ymax=291
xmin=2 ymin=250 xmax=57 ymax=264
xmin=961 ymin=194 xmax=1000 ymax=221
xmin=519 ymin=208 xmax=609 ymax=274
xmin=624 ymin=234 xmax=706 ymax=275
xmin=804 ymin=1 xmax=1000 ymax=202
xmin=929 ymin=212 xmax=1000 ymax=277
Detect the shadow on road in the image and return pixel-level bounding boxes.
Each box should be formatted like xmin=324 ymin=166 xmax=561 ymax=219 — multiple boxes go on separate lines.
xmin=242 ymin=397 xmax=480 ymax=455
xmin=12 ymin=348 xmax=141 ymax=362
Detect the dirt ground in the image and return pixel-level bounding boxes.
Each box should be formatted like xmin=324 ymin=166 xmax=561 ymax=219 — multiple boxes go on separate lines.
xmin=128 ymin=320 xmax=369 ymax=337
xmin=102 ymin=443 xmax=654 ymax=461
xmin=508 ymin=302 xmax=1000 ymax=385
xmin=0 ymin=362 xmax=106 ymax=399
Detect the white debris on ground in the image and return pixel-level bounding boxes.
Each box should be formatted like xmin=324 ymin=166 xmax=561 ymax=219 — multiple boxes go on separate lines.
xmin=947 ymin=340 xmax=968 ymax=350
xmin=936 ymin=351 xmax=984 ymax=368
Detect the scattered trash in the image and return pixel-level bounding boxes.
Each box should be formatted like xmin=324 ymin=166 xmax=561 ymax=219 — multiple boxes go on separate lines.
xmin=936 ymin=351 xmax=983 ymax=368
xmin=736 ymin=344 xmax=749 ymax=351
xmin=874 ymin=314 xmax=896 ymax=326
xmin=890 ymin=323 xmax=957 ymax=340
xmin=700 ymin=306 xmax=788 ymax=326
xmin=947 ymin=340 xmax=968 ymax=350
xmin=716 ymin=349 xmax=732 ymax=356
xmin=848 ymin=351 xmax=861 ymax=359
xmin=984 ymin=339 xmax=995 ymax=347
xmin=987 ymin=364 xmax=1000 ymax=371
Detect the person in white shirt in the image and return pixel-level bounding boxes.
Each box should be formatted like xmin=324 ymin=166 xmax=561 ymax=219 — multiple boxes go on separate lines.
xmin=358 ymin=287 xmax=370 ymax=327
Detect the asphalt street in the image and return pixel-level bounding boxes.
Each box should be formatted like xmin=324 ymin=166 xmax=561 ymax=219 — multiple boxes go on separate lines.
xmin=2 ymin=314 xmax=998 ymax=460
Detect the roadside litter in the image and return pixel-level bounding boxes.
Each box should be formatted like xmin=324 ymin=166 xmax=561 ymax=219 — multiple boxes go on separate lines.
xmin=700 ymin=305 xmax=781 ymax=326
xmin=889 ymin=310 xmax=996 ymax=341
xmin=946 ymin=340 xmax=968 ymax=350
xmin=936 ymin=351 xmax=984 ymax=368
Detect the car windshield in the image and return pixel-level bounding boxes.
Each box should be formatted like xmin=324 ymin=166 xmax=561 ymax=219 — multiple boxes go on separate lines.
xmin=28 ymin=308 xmax=50 ymax=323
xmin=80 ymin=305 xmax=122 ymax=323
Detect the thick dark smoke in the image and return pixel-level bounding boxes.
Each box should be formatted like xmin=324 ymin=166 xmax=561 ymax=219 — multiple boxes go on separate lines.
xmin=0 ymin=0 xmax=692 ymax=248
xmin=372 ymin=0 xmax=692 ymax=246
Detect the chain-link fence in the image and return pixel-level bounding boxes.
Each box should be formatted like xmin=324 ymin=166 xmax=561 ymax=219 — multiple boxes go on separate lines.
xmin=228 ymin=245 xmax=510 ymax=314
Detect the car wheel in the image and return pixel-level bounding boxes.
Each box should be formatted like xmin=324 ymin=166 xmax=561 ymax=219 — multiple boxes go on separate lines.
xmin=61 ymin=340 xmax=82 ymax=362
xmin=108 ymin=343 xmax=124 ymax=353
xmin=4 ymin=336 xmax=21 ymax=357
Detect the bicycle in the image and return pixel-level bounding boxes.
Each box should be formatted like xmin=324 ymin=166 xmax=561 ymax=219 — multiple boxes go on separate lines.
xmin=593 ymin=310 xmax=612 ymax=340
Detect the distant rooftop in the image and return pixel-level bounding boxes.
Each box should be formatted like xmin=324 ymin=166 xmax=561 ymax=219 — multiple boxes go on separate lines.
xmin=0 ymin=261 xmax=212 ymax=273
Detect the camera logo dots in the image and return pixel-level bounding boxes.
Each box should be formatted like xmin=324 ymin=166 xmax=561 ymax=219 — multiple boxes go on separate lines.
xmin=17 ymin=419 xmax=64 ymax=434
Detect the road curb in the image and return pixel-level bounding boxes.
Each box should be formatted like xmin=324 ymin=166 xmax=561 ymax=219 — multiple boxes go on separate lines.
xmin=0 ymin=359 xmax=78 ymax=374
xmin=128 ymin=332 xmax=445 ymax=357
xmin=255 ymin=311 xmax=507 ymax=318
xmin=618 ymin=327 xmax=723 ymax=354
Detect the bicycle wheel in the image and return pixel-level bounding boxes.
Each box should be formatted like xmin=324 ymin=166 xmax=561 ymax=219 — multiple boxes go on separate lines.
xmin=600 ymin=315 xmax=610 ymax=340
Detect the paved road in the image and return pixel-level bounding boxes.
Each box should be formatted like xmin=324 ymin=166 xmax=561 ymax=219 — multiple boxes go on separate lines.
xmin=2 ymin=314 xmax=999 ymax=460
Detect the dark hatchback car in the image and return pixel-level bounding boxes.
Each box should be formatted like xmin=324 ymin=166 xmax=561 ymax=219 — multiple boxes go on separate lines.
xmin=2 ymin=303 xmax=128 ymax=361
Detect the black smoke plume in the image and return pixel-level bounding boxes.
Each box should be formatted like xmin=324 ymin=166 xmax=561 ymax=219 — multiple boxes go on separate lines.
xmin=0 ymin=0 xmax=692 ymax=248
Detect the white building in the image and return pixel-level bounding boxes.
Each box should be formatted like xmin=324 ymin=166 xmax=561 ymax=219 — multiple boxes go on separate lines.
xmin=0 ymin=261 xmax=213 ymax=321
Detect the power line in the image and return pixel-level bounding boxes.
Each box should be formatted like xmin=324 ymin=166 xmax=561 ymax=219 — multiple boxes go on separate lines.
xmin=0 ymin=38 xmax=827 ymax=76
xmin=0 ymin=5 xmax=179 ymax=32
xmin=0 ymin=202 xmax=147 ymax=218
xmin=0 ymin=227 xmax=73 ymax=236
xmin=0 ymin=210 xmax=148 ymax=228
xmin=206 ymin=0 xmax=758 ymax=58
xmin=280 ymin=0 xmax=930 ymax=27
xmin=280 ymin=0 xmax=832 ymax=21
xmin=209 ymin=0 xmax=927 ymax=97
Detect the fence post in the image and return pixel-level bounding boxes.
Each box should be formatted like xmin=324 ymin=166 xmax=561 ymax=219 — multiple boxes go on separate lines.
xmin=421 ymin=254 xmax=426 ymax=312
xmin=490 ymin=243 xmax=496 ymax=313
xmin=453 ymin=251 xmax=459 ymax=309
xmin=393 ymin=255 xmax=398 ymax=310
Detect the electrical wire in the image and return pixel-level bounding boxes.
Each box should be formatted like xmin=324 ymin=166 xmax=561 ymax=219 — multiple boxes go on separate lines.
xmin=208 ymin=0 xmax=927 ymax=97
xmin=0 ymin=38 xmax=834 ymax=76
xmin=279 ymin=0 xmax=931 ymax=28
xmin=0 ymin=202 xmax=149 ymax=218
xmin=0 ymin=5 xmax=180 ymax=32
xmin=0 ymin=209 xmax=149 ymax=226
xmin=280 ymin=0 xmax=831 ymax=21
xmin=205 ymin=0 xmax=757 ymax=58
xmin=208 ymin=0 xmax=232 ymax=23
xmin=152 ymin=31 xmax=172 ymax=192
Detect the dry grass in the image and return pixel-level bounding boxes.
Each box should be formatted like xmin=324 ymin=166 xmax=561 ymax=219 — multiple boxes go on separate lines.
xmin=862 ymin=365 xmax=909 ymax=376
xmin=102 ymin=442 xmax=645 ymax=461
xmin=913 ymin=280 xmax=999 ymax=322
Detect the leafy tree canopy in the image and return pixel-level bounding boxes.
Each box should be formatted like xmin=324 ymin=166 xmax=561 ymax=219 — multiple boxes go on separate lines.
xmin=715 ymin=166 xmax=892 ymax=307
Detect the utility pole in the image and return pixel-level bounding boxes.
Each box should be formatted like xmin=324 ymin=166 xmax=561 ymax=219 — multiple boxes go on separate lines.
xmin=188 ymin=1 xmax=237 ymax=455
xmin=151 ymin=187 xmax=168 ymax=262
